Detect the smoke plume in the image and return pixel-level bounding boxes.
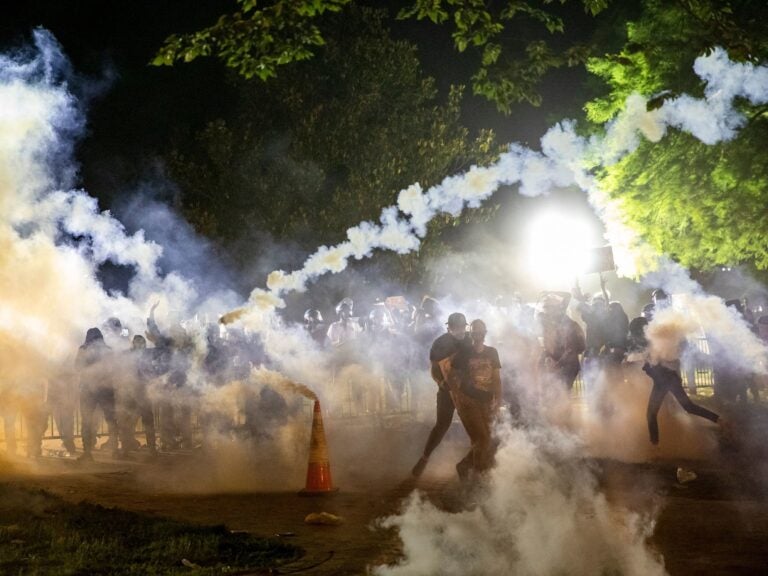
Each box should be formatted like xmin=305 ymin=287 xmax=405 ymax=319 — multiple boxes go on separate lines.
xmin=375 ymin=422 xmax=666 ymax=576
xmin=231 ymin=47 xmax=768 ymax=323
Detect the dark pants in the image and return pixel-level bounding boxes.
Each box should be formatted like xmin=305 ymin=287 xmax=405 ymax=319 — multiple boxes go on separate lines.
xmin=452 ymin=390 xmax=494 ymax=473
xmin=49 ymin=388 xmax=76 ymax=452
xmin=118 ymin=384 xmax=156 ymax=450
xmin=81 ymin=386 xmax=117 ymax=454
xmin=421 ymin=387 xmax=455 ymax=459
xmin=645 ymin=366 xmax=719 ymax=445
xmin=158 ymin=401 xmax=193 ymax=450
xmin=1 ymin=409 xmax=16 ymax=455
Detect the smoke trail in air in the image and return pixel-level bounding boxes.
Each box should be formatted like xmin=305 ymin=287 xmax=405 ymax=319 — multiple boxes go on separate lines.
xmin=231 ymin=48 xmax=768 ymax=328
xmin=0 ymin=29 xmax=238 ymax=364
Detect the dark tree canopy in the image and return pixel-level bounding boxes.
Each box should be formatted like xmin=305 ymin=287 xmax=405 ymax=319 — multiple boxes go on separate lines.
xmin=153 ymin=0 xmax=613 ymax=113
xmin=167 ymin=7 xmax=500 ymax=285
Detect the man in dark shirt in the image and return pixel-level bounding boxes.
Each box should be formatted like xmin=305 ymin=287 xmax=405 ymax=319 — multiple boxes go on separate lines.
xmin=411 ymin=312 xmax=469 ymax=477
xmin=449 ymin=319 xmax=502 ymax=479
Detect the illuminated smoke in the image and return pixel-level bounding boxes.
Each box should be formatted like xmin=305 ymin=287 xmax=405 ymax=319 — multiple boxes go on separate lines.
xmin=251 ymin=366 xmax=317 ymax=401
xmin=375 ymin=422 xmax=666 ymax=576
xmin=0 ymin=30 xmax=238 ymax=368
xmin=234 ymin=47 xmax=768 ymax=322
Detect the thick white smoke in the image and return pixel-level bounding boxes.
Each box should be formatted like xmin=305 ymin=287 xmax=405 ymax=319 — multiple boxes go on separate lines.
xmin=243 ymin=47 xmax=768 ymax=316
xmin=375 ymin=422 xmax=666 ymax=576
xmin=0 ymin=29 xmax=237 ymax=366
xmin=2 ymin=29 xmax=766 ymax=573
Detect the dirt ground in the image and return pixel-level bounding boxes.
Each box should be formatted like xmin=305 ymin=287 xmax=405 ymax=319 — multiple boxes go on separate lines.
xmin=2 ymin=414 xmax=768 ymax=575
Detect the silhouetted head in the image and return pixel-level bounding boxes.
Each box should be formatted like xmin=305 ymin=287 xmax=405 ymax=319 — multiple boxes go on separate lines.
xmin=84 ymin=327 xmax=104 ymax=345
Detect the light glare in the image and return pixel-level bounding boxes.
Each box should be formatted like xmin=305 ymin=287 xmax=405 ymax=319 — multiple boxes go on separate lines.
xmin=524 ymin=211 xmax=596 ymax=288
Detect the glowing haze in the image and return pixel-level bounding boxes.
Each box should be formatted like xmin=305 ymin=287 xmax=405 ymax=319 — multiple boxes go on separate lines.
xmin=2 ymin=29 xmax=768 ymax=576
xmin=237 ymin=48 xmax=768 ymax=324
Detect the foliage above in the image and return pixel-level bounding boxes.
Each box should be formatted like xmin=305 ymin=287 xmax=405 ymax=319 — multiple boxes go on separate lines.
xmin=153 ymin=0 xmax=612 ymax=113
xmin=166 ymin=7 xmax=499 ymax=285
xmin=587 ymin=0 xmax=768 ymax=270
xmin=153 ymin=0 xmax=351 ymax=81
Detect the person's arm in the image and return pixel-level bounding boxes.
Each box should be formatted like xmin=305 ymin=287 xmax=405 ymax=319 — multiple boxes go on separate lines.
xmin=438 ymin=354 xmax=462 ymax=392
xmin=430 ymin=360 xmax=444 ymax=386
xmin=599 ymin=273 xmax=610 ymax=303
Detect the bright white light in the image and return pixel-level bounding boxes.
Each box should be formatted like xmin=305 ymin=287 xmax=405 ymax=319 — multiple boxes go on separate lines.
xmin=523 ymin=211 xmax=597 ymax=288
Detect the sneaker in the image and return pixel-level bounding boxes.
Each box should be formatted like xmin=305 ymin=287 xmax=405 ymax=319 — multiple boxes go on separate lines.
xmin=411 ymin=457 xmax=428 ymax=478
xmin=77 ymin=452 xmax=94 ymax=463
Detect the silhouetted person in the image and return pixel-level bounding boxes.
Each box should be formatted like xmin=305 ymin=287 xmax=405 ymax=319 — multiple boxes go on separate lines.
xmin=538 ymin=292 xmax=585 ymax=391
xmin=118 ymin=335 xmax=157 ymax=454
xmin=304 ymin=309 xmax=328 ymax=347
xmin=643 ymin=362 xmax=721 ymax=445
xmin=76 ymin=328 xmax=117 ymax=461
xmin=448 ymin=319 xmax=502 ymax=480
xmin=411 ymin=312 xmax=469 ymax=477
xmin=146 ymin=303 xmax=194 ymax=451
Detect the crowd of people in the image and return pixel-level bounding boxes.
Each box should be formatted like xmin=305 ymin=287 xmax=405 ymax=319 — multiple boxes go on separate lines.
xmin=1 ymin=280 xmax=765 ymax=477
xmin=409 ymin=283 xmax=766 ymax=481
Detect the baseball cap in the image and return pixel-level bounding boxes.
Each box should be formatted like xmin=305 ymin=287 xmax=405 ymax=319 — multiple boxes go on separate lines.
xmin=446 ymin=312 xmax=468 ymax=327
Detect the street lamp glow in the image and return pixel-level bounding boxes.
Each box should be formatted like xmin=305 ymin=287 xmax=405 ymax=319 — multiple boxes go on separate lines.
xmin=523 ymin=211 xmax=597 ymax=288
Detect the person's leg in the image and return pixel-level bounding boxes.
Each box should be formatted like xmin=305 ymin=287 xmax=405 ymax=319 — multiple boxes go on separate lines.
xmin=412 ymin=387 xmax=455 ymax=477
xmin=179 ymin=400 xmax=193 ymax=449
xmin=25 ymin=403 xmax=48 ymax=458
xmin=54 ymin=397 xmax=76 ymax=454
xmin=158 ymin=400 xmax=177 ymax=450
xmin=2 ymin=410 xmax=17 ymax=456
xmin=99 ymin=388 xmax=119 ymax=453
xmin=472 ymin=405 xmax=494 ymax=473
xmin=454 ymin=395 xmax=491 ymax=477
xmin=668 ymin=380 xmax=719 ymax=423
xmin=136 ymin=386 xmax=156 ymax=451
xmin=79 ymin=390 xmax=97 ymax=459
xmin=646 ymin=382 xmax=668 ymax=445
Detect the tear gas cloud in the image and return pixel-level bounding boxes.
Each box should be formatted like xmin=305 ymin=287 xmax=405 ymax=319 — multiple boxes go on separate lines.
xmin=257 ymin=46 xmax=768 ymax=308
xmin=1 ymin=29 xmax=768 ymax=576
xmin=375 ymin=423 xmax=666 ymax=576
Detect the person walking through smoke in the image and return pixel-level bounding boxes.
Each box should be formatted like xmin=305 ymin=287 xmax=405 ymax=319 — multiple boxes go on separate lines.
xmin=538 ymin=292 xmax=585 ymax=391
xmin=146 ymin=303 xmax=195 ymax=451
xmin=630 ymin=308 xmax=724 ymax=446
xmin=447 ymin=319 xmax=503 ymax=480
xmin=303 ymin=308 xmax=328 ymax=347
xmin=117 ymin=335 xmax=157 ymax=455
xmin=411 ymin=312 xmax=470 ymax=478
xmin=76 ymin=327 xmax=118 ymax=461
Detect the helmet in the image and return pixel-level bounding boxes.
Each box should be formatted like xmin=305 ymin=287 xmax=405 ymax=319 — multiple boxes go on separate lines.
xmin=420 ymin=296 xmax=439 ymax=317
xmin=368 ymin=305 xmax=392 ymax=329
xmin=335 ymin=297 xmax=354 ymax=317
xmin=84 ymin=327 xmax=104 ymax=345
xmin=304 ymin=309 xmax=323 ymax=323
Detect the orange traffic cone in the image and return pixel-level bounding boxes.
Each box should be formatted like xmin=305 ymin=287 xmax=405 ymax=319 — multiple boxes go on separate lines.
xmin=299 ymin=400 xmax=338 ymax=496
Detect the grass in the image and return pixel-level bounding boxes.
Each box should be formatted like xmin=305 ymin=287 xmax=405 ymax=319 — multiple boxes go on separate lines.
xmin=0 ymin=483 xmax=303 ymax=575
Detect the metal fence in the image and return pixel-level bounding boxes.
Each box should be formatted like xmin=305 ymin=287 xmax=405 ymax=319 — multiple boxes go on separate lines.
xmin=0 ymin=339 xmax=721 ymax=448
